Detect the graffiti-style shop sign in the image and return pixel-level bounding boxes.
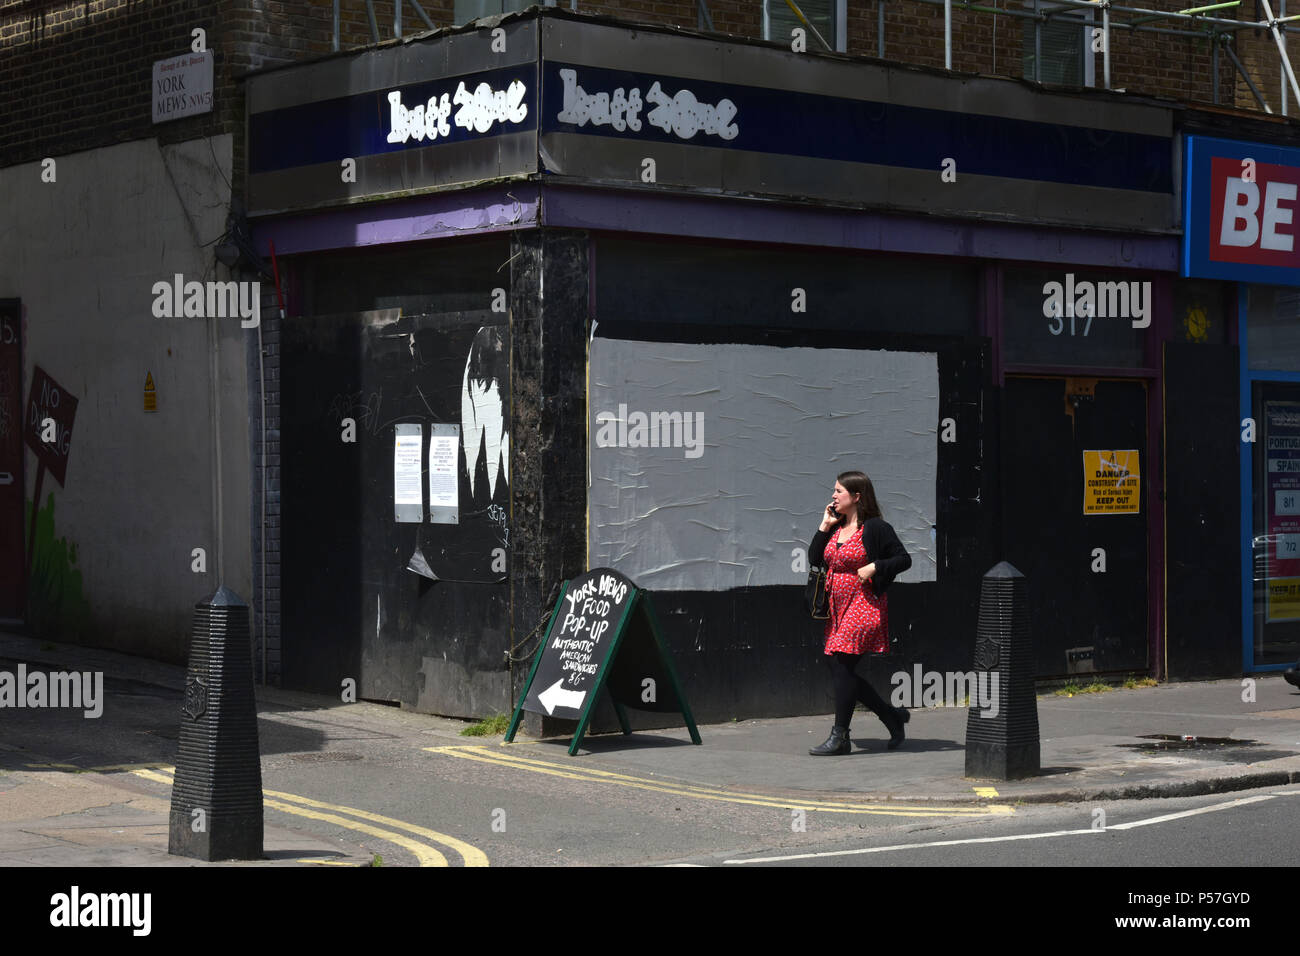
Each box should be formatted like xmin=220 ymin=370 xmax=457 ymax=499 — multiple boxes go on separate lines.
xmin=506 ymin=568 xmax=700 ymax=755
xmin=24 ymin=366 xmax=77 ymax=487
xmin=1082 ymin=450 xmax=1140 ymax=515
xmin=1184 ymin=135 xmax=1300 ymax=286
xmin=244 ymin=16 xmax=539 ymax=215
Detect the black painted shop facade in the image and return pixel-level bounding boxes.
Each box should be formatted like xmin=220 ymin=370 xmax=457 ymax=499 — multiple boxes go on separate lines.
xmin=244 ymin=8 xmax=1277 ymax=727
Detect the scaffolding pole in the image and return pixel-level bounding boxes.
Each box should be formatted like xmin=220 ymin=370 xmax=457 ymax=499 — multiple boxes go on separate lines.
xmin=1285 ymin=0 xmax=1289 ymax=115
xmin=1262 ymin=0 xmax=1300 ymax=110
xmin=1224 ymin=35 xmax=1274 ymax=112
xmin=1103 ymin=1 xmax=1111 ymax=89
xmin=946 ymin=0 xmax=953 ymax=68
xmin=918 ymin=0 xmax=1241 ymax=40
xmin=410 ymin=0 xmax=436 ymax=32
xmin=321 ymin=0 xmax=1300 ymax=111
xmin=697 ymin=0 xmax=715 ymax=32
xmin=1213 ymin=29 xmax=1220 ymax=104
xmin=364 ymin=0 xmax=379 ymax=44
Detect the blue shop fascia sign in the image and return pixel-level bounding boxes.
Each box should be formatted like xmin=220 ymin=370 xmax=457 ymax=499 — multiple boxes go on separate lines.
xmin=1183 ymin=134 xmax=1300 ymax=287
xmin=538 ymin=62 xmax=1170 ymax=193
xmin=247 ymin=43 xmax=1173 ymax=229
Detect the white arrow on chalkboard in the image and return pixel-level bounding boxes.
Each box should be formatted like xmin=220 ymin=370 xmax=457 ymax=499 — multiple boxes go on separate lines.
xmin=538 ymin=679 xmax=587 ymax=715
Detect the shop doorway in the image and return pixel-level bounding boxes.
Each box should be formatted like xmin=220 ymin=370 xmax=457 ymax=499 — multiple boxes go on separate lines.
xmin=1248 ymin=382 xmax=1300 ymax=669
xmin=1002 ymin=376 xmax=1149 ymax=677
xmin=0 ymin=300 xmax=23 ymax=622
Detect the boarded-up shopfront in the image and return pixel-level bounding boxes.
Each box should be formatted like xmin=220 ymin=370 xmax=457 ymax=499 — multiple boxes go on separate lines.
xmin=245 ymin=7 xmax=1266 ymax=722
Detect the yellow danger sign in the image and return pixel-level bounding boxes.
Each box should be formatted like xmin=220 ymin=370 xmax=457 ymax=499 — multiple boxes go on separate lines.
xmin=1083 ymin=450 xmax=1140 ymax=515
xmin=144 ymin=371 xmax=157 ymax=413
xmin=1267 ymin=578 xmax=1300 ymax=621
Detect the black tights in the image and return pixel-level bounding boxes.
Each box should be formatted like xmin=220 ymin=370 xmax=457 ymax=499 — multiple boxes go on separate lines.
xmin=829 ymin=652 xmax=901 ymax=733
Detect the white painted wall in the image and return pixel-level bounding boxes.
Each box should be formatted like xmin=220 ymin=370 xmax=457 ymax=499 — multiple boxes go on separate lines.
xmin=0 ymin=135 xmax=252 ymax=659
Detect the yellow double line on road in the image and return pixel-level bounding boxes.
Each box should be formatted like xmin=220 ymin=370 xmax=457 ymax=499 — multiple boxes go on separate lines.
xmin=131 ymin=767 xmax=487 ymax=867
xmin=426 ymin=745 xmax=1014 ymax=818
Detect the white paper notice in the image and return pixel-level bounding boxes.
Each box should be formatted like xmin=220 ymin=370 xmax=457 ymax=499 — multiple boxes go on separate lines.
xmin=429 ymin=434 xmax=458 ymax=509
xmin=394 ymin=433 xmax=423 ymax=506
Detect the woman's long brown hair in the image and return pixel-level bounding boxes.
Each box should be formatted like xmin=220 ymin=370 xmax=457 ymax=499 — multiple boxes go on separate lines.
xmin=837 ymin=470 xmax=882 ymax=525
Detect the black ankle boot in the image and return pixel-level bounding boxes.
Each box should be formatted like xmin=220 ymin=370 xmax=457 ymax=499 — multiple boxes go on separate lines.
xmin=887 ymin=707 xmax=910 ymax=751
xmin=809 ymin=724 xmax=851 ymax=756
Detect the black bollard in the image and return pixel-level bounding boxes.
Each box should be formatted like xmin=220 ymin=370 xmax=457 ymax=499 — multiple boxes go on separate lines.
xmin=964 ymin=561 xmax=1040 ymax=780
xmin=168 ymin=587 xmax=264 ymax=860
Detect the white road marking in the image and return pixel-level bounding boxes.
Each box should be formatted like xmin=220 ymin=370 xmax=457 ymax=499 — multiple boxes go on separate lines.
xmin=1105 ymin=794 xmax=1277 ymax=829
xmin=724 ymin=793 xmax=1282 ymax=865
xmin=725 ymin=828 xmax=1101 ymax=864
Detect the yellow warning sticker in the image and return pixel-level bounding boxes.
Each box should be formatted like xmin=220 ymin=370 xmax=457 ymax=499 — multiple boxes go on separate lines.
xmin=1267 ymin=577 xmax=1300 ymax=621
xmin=1083 ymin=450 xmax=1140 ymax=515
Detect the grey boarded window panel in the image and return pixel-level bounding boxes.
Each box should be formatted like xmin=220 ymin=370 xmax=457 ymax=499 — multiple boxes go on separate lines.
xmin=587 ymin=337 xmax=939 ymax=590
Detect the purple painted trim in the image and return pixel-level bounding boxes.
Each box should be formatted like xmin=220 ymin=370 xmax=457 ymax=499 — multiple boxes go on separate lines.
xmin=248 ymin=185 xmax=542 ymax=256
xmin=542 ymin=185 xmax=1180 ymax=272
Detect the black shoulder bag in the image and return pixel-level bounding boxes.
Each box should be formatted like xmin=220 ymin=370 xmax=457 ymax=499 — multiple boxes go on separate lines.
xmin=805 ymin=565 xmax=830 ymax=619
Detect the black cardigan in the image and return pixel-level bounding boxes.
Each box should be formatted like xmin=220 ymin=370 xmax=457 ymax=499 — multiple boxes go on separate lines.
xmin=809 ymin=517 xmax=912 ymax=597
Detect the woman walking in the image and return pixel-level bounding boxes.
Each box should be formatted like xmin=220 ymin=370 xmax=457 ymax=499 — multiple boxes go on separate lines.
xmin=807 ymin=471 xmax=912 ymax=755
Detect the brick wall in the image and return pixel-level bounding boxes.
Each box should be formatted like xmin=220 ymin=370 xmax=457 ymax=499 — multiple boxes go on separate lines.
xmin=3 ymin=1 xmax=229 ymax=168
xmin=1233 ymin=0 xmax=1296 ymax=113
xmin=1 ymin=0 xmax=1267 ymax=170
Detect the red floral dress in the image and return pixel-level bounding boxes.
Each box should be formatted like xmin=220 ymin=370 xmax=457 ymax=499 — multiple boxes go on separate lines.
xmin=823 ymin=523 xmax=889 ymax=656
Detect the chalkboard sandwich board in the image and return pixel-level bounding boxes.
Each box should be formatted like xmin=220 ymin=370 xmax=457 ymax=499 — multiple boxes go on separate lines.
xmin=505 ymin=568 xmax=701 ymax=755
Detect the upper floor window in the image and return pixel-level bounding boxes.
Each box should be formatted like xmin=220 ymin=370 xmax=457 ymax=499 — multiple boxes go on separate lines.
xmin=763 ymin=0 xmax=847 ymax=53
xmin=1022 ymin=1 xmax=1096 ymax=87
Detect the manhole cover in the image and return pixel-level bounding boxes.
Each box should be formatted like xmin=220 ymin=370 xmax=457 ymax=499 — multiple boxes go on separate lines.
xmin=288 ymin=752 xmax=364 ymax=763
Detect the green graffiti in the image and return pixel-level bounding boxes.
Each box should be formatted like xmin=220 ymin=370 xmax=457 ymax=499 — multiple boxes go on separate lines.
xmin=24 ymin=493 xmax=89 ymax=641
